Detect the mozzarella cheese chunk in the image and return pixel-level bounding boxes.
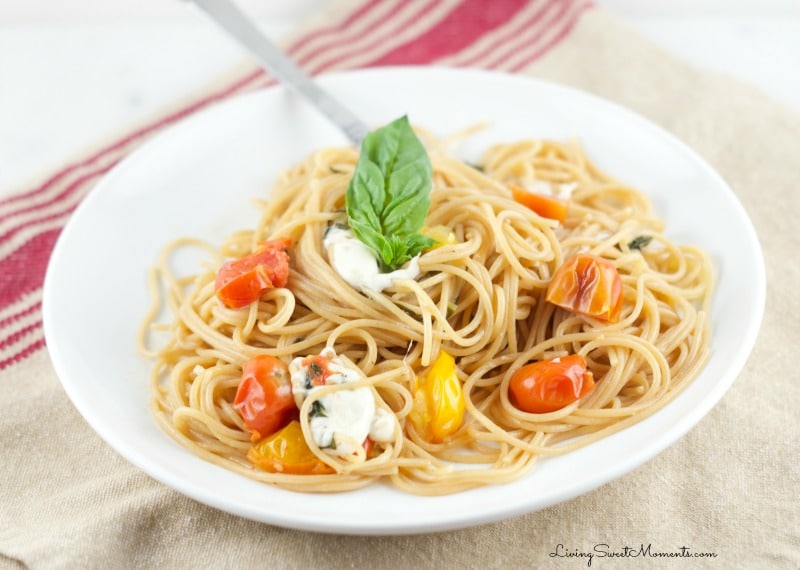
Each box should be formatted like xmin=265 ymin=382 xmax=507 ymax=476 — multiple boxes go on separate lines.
xmin=323 ymin=226 xmax=420 ymax=293
xmin=289 ymin=347 xmax=396 ymax=457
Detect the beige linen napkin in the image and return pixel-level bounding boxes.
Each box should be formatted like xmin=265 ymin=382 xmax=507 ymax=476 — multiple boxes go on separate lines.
xmin=1 ymin=1 xmax=798 ymax=568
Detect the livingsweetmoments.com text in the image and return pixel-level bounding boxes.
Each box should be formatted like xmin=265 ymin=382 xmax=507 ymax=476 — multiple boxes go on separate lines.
xmin=549 ymin=543 xmax=718 ymax=566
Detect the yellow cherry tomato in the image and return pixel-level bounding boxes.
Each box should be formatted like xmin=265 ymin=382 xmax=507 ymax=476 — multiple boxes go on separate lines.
xmin=247 ymin=420 xmax=334 ymax=475
xmin=410 ymin=350 xmax=465 ymax=443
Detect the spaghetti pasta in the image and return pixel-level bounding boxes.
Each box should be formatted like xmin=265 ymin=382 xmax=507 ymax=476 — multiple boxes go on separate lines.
xmin=140 ymin=131 xmax=713 ymax=495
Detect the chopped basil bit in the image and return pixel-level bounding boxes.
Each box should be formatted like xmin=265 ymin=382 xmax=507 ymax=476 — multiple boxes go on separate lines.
xmin=628 ymin=235 xmax=653 ymax=251
xmin=310 ymin=400 xmax=327 ymax=418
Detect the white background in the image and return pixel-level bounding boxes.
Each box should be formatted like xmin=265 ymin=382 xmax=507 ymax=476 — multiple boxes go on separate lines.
xmin=1 ymin=0 xmax=799 ymax=194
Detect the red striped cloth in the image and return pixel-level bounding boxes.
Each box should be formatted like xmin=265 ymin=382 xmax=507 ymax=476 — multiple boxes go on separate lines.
xmin=0 ymin=0 xmax=593 ymax=370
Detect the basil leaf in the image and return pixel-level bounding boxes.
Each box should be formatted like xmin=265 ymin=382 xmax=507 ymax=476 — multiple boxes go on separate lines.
xmin=345 ymin=116 xmax=435 ymax=271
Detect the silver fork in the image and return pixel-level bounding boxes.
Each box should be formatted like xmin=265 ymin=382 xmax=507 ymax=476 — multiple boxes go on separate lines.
xmin=188 ymin=0 xmax=371 ymax=145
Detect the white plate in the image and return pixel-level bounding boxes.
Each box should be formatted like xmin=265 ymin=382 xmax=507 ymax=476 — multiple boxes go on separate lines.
xmin=43 ymin=67 xmax=765 ymax=535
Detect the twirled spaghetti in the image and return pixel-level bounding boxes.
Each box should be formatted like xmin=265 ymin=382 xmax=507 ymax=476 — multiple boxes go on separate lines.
xmin=140 ymin=131 xmax=713 ymax=495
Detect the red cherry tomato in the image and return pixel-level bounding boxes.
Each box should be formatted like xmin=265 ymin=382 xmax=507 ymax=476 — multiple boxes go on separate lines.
xmin=215 ymin=237 xmax=292 ymax=309
xmin=509 ymin=355 xmax=595 ymax=413
xmin=234 ymin=355 xmax=296 ymax=441
xmin=546 ymin=253 xmax=623 ymax=322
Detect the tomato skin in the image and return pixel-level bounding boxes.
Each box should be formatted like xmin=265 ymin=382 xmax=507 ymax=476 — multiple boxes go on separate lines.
xmin=234 ymin=355 xmax=296 ymax=441
xmin=247 ymin=420 xmax=334 ymax=475
xmin=509 ymin=355 xmax=595 ymax=414
xmin=511 ymin=185 xmax=569 ymax=222
xmin=546 ymin=253 xmax=623 ymax=323
xmin=215 ymin=237 xmax=292 ymax=309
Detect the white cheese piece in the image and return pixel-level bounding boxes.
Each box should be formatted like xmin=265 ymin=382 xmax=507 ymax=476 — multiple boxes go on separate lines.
xmin=369 ymin=408 xmax=396 ymax=443
xmin=522 ymin=180 xmax=578 ymax=199
xmin=525 ymin=180 xmax=553 ymax=195
xmin=310 ymin=389 xmax=375 ymax=455
xmin=323 ymin=226 xmax=420 ymax=293
xmin=288 ymin=347 xmax=397 ymax=457
xmin=555 ymin=182 xmax=578 ymax=199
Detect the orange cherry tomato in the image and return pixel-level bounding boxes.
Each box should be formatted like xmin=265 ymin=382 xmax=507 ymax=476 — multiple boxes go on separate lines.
xmin=511 ymin=185 xmax=569 ymax=222
xmin=546 ymin=253 xmax=623 ymax=322
xmin=215 ymin=237 xmax=292 ymax=309
xmin=509 ymin=355 xmax=595 ymax=413
xmin=247 ymin=420 xmax=334 ymax=475
xmin=234 ymin=355 xmax=296 ymax=441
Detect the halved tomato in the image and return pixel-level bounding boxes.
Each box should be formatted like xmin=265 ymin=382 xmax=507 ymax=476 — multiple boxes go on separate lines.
xmin=234 ymin=355 xmax=296 ymax=441
xmin=546 ymin=253 xmax=623 ymax=322
xmin=215 ymin=237 xmax=291 ymax=309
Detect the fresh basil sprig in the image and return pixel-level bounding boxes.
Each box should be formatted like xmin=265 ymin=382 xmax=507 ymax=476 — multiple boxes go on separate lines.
xmin=345 ymin=116 xmax=435 ymax=271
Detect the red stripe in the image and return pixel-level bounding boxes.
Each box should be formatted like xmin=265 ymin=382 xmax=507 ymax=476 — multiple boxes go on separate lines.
xmin=0 ymin=319 xmax=40 ymax=352
xmin=0 ymin=167 xmax=107 ymax=244
xmin=444 ymin=0 xmax=551 ymax=67
xmin=0 ymin=69 xmax=263 ymax=215
xmin=0 ymin=298 xmax=40 ymax=332
xmin=0 ymin=229 xmax=61 ymax=308
xmin=302 ymin=0 xmax=442 ymax=72
xmin=369 ymin=0 xmax=529 ymax=65
xmin=0 ymin=161 xmax=117 ymax=258
xmin=283 ymin=0 xmax=384 ymax=55
xmin=509 ymin=0 xmax=593 ymax=71
xmin=289 ymin=0 xmax=408 ymax=64
xmin=0 ymin=337 xmax=45 ymax=371
xmin=477 ymin=0 xmax=569 ymax=70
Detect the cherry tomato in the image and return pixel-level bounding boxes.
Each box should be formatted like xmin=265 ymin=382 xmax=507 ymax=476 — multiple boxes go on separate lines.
xmin=546 ymin=253 xmax=623 ymax=322
xmin=511 ymin=185 xmax=569 ymax=222
xmin=215 ymin=237 xmax=292 ymax=309
xmin=234 ymin=355 xmax=296 ymax=441
xmin=509 ymin=355 xmax=595 ymax=413
xmin=409 ymin=350 xmax=465 ymax=443
xmin=247 ymin=420 xmax=334 ymax=475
